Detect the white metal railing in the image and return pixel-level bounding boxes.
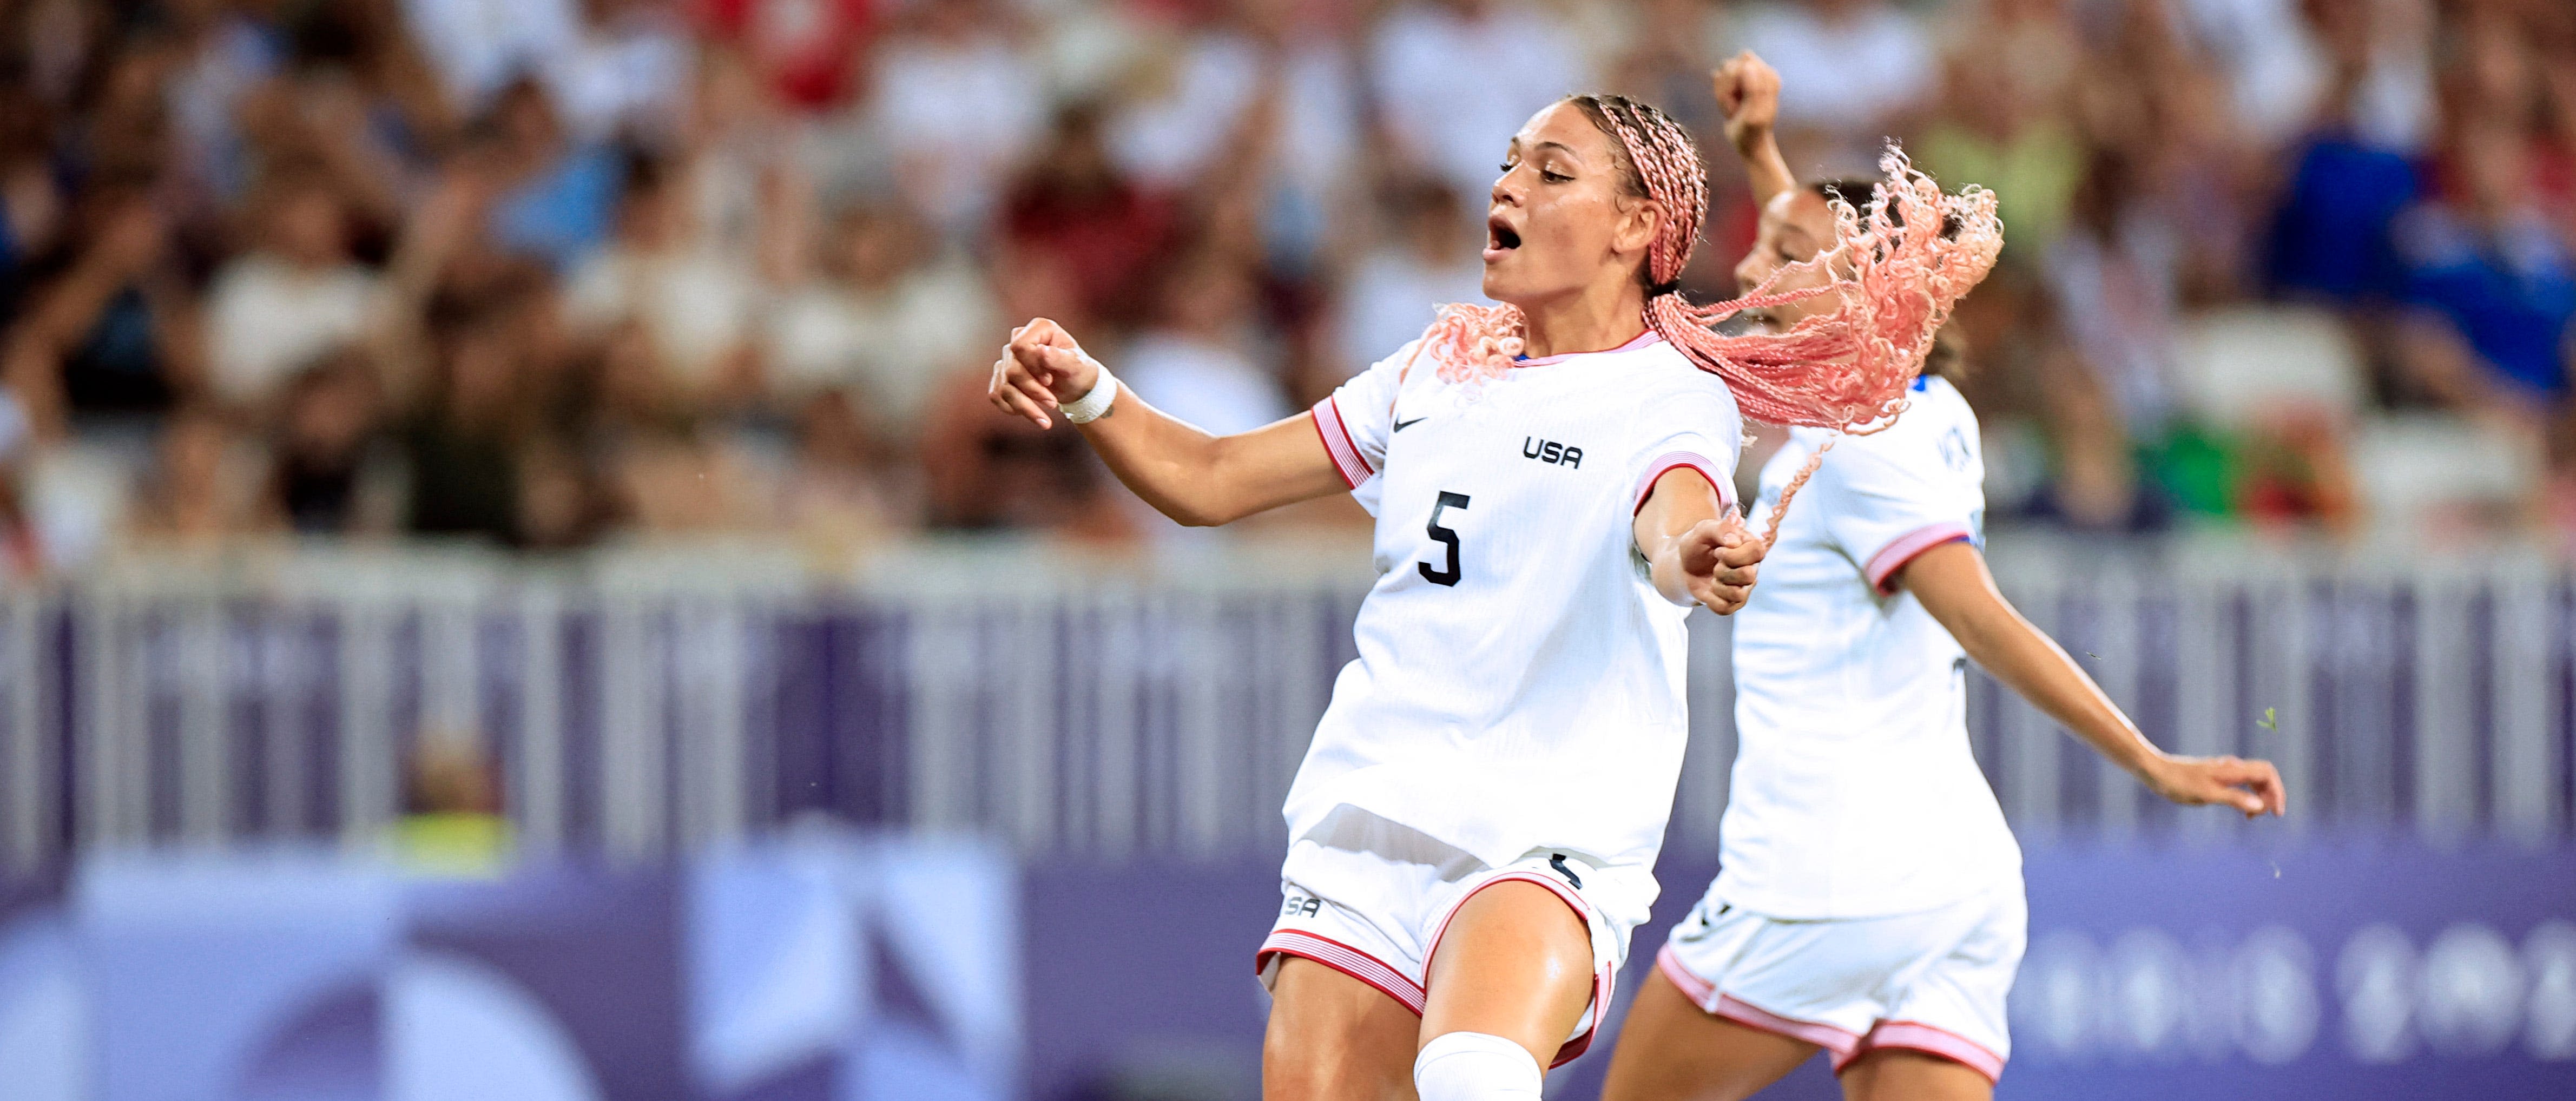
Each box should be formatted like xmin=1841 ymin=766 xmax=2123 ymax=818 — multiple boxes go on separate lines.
xmin=0 ymin=535 xmax=2566 ymax=869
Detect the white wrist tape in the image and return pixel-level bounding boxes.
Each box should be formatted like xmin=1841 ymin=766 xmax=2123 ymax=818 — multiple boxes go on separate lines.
xmin=1060 ymin=368 xmax=1119 ymax=425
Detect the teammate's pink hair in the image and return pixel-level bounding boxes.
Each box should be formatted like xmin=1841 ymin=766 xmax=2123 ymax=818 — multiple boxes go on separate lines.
xmin=1417 ymin=94 xmax=2004 ymax=544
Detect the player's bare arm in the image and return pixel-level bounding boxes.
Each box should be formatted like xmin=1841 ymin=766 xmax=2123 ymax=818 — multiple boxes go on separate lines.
xmin=1635 ymin=469 xmax=1763 ymax=615
xmin=991 ymin=318 xmax=1347 ymax=526
xmin=1712 ymin=51 xmax=1795 ymax=210
xmin=1898 ymin=540 xmax=2288 ymax=819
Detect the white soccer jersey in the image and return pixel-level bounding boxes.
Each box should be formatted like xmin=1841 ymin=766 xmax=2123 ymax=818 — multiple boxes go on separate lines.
xmin=1717 ymin=375 xmax=2020 ymax=920
xmin=1284 ymin=331 xmax=1743 ymax=874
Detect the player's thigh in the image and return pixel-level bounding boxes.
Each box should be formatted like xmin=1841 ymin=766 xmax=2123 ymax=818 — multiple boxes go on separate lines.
xmin=1838 ymin=1048 xmax=1993 ymax=1101
xmin=1417 ymin=879 xmax=1595 ymax=1068
xmin=1263 ymin=955 xmax=1421 ymax=1101
xmin=1599 ymin=967 xmax=1819 ymax=1101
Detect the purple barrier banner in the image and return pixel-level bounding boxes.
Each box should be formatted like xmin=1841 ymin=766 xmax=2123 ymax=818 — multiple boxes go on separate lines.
xmin=1023 ymin=840 xmax=2576 ymax=1101
xmin=0 ymin=834 xmax=1017 ymax=1101
xmin=3 ymin=838 xmax=2568 ymax=1099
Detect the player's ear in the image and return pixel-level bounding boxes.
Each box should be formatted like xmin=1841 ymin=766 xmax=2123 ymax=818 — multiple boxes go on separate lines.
xmin=1615 ymin=197 xmax=1662 ymax=260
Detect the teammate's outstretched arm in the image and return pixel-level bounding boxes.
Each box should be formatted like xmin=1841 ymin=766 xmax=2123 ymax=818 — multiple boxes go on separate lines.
xmin=1713 ymin=51 xmax=1796 ymax=209
xmin=1636 ymin=469 xmax=1766 ymax=615
xmin=991 ymin=318 xmax=1349 ymax=526
xmin=1898 ymin=542 xmax=2289 ymax=818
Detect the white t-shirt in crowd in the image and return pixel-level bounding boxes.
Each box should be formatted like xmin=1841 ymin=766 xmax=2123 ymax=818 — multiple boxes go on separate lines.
xmin=1729 ymin=2 xmax=1932 ymax=139
xmin=764 ymin=256 xmax=998 ymax=436
xmin=870 ymin=34 xmax=1045 ymax=232
xmin=1285 ymin=331 xmax=1741 ymax=873
xmin=1117 ymin=333 xmax=1290 ymax=438
xmin=1334 ymin=248 xmax=1489 ymax=384
xmin=563 ymin=246 xmax=760 ymax=387
xmin=1368 ymin=2 xmax=1590 ymax=211
xmin=206 ymin=255 xmax=378 ymax=406
xmin=1718 ymin=375 xmax=2019 ymax=920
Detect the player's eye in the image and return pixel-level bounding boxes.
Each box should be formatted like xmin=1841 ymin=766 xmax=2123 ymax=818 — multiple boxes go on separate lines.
xmin=1541 ymin=169 xmax=1572 ymax=183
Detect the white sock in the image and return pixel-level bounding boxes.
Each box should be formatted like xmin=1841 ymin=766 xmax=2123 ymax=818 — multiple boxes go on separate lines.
xmin=1414 ymin=1031 xmax=1543 ymax=1100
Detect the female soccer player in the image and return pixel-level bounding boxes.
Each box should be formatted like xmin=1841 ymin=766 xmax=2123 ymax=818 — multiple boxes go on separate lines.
xmin=1596 ymin=54 xmax=2289 ymax=1101
xmin=990 ymin=90 xmax=1994 ymax=1100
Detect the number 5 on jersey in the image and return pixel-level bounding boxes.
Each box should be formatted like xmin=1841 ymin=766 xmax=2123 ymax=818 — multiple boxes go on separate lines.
xmin=1419 ymin=491 xmax=1470 ymax=586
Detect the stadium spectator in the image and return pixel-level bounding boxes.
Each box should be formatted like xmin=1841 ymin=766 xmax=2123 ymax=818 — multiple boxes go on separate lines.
xmin=1725 ymin=0 xmax=1932 ymax=164
xmin=400 ymin=0 xmax=585 ymax=111
xmin=697 ymin=0 xmax=876 ymax=111
xmin=777 ymin=387 xmax=903 ymax=559
xmin=1107 ymin=0 xmax=1360 ymax=272
xmin=763 ymin=201 xmax=996 ymax=442
xmin=542 ymin=0 xmax=695 ymax=145
xmin=1330 ymin=179 xmax=1485 ymax=384
xmin=163 ymin=0 xmax=283 ymax=205
xmin=1118 ymin=248 xmax=1289 ymax=439
xmin=2047 ymin=149 xmax=2183 ymax=439
xmin=402 ymin=282 xmax=536 ymax=543
xmin=1918 ymin=48 xmax=2083 ymax=265
xmin=2390 ymin=122 xmax=2576 ymax=411
xmin=0 ymin=82 xmax=67 ymax=324
xmin=563 ymin=148 xmax=762 ymax=413
xmin=868 ymin=0 xmax=1045 ymax=235
xmin=205 ymin=170 xmax=380 ymax=414
xmin=3 ymin=178 xmax=202 ymax=440
xmin=1000 ymin=103 xmax=1173 ymax=330
xmin=262 ymin=351 xmax=394 ymax=535
xmin=128 ymin=404 xmax=261 ymax=542
xmin=480 ymin=76 xmax=622 ymax=271
xmin=1367 ymin=0 xmax=1590 ymax=209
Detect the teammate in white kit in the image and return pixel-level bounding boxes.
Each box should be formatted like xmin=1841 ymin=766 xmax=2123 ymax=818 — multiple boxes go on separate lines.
xmin=989 ymin=86 xmax=1997 ymax=1100
xmin=1597 ymin=54 xmax=2289 ymax=1101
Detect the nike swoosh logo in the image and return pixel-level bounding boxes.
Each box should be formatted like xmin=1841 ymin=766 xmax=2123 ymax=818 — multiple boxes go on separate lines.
xmin=1393 ymin=417 xmax=1426 ymax=433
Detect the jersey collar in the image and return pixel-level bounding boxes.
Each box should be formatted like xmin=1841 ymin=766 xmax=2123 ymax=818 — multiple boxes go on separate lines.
xmin=1513 ymin=329 xmax=1664 ymax=367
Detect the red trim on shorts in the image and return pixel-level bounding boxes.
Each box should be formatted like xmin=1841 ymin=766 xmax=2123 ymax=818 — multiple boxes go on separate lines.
xmin=1863 ymin=522 xmax=1973 ymax=595
xmin=1654 ymin=943 xmax=1718 ymax=1004
xmin=1422 ymin=871 xmax=1609 ymax=1069
xmin=1308 ymin=398 xmax=1374 ymax=489
xmin=1632 ymin=453 xmax=1732 ymax=517
xmin=1694 ymin=985 xmax=1863 ymax=1057
xmin=1259 ymin=929 xmax=1426 ymax=1015
xmin=1836 ymin=1020 xmax=2006 ymax=1083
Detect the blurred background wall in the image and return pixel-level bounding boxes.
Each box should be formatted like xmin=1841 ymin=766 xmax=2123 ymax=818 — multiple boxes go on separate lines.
xmin=0 ymin=0 xmax=2573 ymax=1098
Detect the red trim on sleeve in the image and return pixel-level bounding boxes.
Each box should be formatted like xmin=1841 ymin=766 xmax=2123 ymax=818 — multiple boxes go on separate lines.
xmin=1633 ymin=452 xmax=1733 ymax=517
xmin=1863 ymin=522 xmax=1974 ymax=595
xmin=1308 ymin=397 xmax=1374 ymax=489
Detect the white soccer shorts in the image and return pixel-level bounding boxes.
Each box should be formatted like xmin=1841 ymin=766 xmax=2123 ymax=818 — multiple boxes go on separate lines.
xmin=1653 ymin=879 xmax=2025 ymax=1082
xmin=1255 ymin=808 xmax=1656 ymax=1067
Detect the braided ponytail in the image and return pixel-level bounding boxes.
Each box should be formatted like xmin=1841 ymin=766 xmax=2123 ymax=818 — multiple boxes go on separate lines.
xmin=1413 ymin=95 xmax=2003 ymax=545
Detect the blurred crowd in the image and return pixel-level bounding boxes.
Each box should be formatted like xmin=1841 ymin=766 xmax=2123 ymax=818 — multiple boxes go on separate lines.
xmin=0 ymin=0 xmax=2571 ymax=575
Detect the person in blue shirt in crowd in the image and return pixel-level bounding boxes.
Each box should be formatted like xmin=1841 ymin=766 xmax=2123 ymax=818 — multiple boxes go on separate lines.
xmin=2386 ymin=123 xmax=2575 ymax=407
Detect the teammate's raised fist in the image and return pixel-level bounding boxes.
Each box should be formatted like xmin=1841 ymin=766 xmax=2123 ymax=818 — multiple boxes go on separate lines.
xmin=1711 ymin=50 xmax=1781 ymax=157
xmin=990 ymin=317 xmax=1103 ymax=428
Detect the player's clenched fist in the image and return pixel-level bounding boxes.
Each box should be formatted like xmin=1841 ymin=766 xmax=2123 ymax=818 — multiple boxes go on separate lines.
xmin=989 ymin=318 xmax=1104 ymax=429
xmin=1679 ymin=513 xmax=1765 ymax=615
xmin=1711 ymin=50 xmax=1781 ymax=156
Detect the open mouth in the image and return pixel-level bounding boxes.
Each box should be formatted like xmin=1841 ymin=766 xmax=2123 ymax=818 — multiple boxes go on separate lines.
xmin=1486 ymin=215 xmax=1521 ymax=253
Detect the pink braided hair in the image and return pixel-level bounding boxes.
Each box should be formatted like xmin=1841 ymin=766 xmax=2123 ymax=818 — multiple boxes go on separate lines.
xmin=1416 ymin=95 xmax=2004 ymax=545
